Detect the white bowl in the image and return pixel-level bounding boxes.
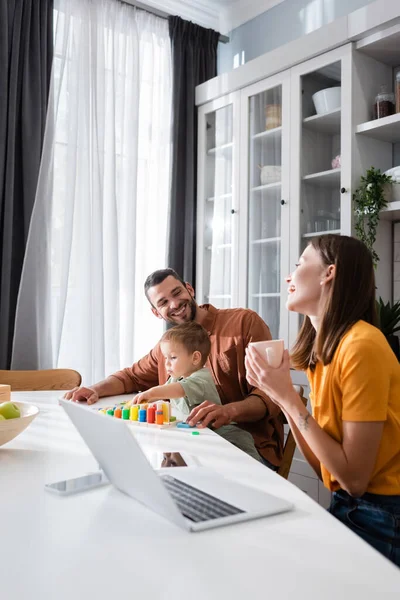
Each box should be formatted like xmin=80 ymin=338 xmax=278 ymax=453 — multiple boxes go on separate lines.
xmin=312 ymin=87 xmax=341 ymax=115
xmin=0 ymin=402 xmax=39 ymax=447
xmin=260 ymin=165 xmax=281 ymax=185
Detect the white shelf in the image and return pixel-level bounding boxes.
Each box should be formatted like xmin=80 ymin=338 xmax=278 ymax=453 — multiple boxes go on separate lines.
xmin=206 ymin=243 xmax=232 ymax=250
xmin=250 ymin=293 xmax=280 ymax=298
xmin=302 ymin=229 xmax=340 ymax=238
xmin=356 ymin=23 xmax=400 ymax=66
xmin=207 ymin=193 xmax=232 ymax=202
xmin=303 ymin=109 xmax=341 ymax=135
xmin=356 ymin=113 xmax=400 ymax=143
xmin=251 ymin=182 xmax=281 ymax=192
xmin=250 ymin=237 xmax=281 ymax=244
xmin=302 ymin=168 xmax=341 ymax=187
xmin=207 ymin=143 xmax=233 ymax=155
xmin=252 ymin=126 xmax=282 ymax=141
xmin=380 ymin=201 xmax=400 ymax=221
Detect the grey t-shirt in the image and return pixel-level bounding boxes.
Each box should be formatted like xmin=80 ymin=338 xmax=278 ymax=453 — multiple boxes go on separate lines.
xmin=168 ymin=368 xmax=261 ymax=462
xmin=167 ymin=367 xmax=221 ymax=416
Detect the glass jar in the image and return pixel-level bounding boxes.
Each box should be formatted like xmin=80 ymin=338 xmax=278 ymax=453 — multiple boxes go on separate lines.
xmin=374 ymin=85 xmax=395 ymax=119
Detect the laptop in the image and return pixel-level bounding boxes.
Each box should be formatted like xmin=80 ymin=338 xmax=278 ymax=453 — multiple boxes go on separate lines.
xmin=60 ymin=399 xmax=293 ymax=532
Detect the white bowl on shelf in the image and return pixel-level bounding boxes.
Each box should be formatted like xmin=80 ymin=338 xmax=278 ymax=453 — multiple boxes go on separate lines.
xmin=260 ymin=165 xmax=281 ymax=185
xmin=312 ymin=87 xmax=341 ymax=115
xmin=0 ymin=402 xmax=39 ymax=448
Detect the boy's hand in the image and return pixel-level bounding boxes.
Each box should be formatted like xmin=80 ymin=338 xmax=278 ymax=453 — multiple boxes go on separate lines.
xmin=128 ymin=391 xmax=154 ymax=406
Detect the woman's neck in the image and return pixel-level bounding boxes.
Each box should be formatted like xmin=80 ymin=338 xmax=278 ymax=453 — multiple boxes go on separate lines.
xmin=309 ymin=315 xmax=320 ymax=331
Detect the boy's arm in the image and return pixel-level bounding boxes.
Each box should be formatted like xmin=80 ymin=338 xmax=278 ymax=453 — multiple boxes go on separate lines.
xmin=130 ymin=382 xmax=185 ymax=405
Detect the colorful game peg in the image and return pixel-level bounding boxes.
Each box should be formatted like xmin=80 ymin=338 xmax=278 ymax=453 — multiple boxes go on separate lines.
xmin=129 ymin=405 xmax=139 ymax=421
xmin=139 ymin=407 xmax=147 ymax=422
xmin=122 ymin=407 xmax=130 ymax=420
xmin=106 ymin=408 xmax=114 ymax=416
xmin=114 ymin=407 xmax=122 ymax=419
xmin=147 ymin=405 xmax=156 ymax=424
xmin=162 ymin=402 xmax=170 ymax=424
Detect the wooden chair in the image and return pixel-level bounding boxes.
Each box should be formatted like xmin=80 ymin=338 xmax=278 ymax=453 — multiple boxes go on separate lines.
xmin=277 ymin=385 xmax=308 ymax=479
xmin=0 ymin=369 xmax=82 ymax=391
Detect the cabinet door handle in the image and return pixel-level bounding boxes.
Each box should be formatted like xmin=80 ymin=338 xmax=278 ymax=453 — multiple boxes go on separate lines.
xmin=340 ymin=187 xmax=346 ymax=194
xmin=280 ymin=199 xmax=286 ymax=205
xmin=230 ymin=209 xmax=236 ymax=214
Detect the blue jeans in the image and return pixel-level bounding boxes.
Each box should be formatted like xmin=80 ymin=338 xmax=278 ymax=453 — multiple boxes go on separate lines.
xmin=329 ymin=489 xmax=400 ymax=568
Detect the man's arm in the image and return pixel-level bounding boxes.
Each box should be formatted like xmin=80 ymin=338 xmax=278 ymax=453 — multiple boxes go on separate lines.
xmin=63 ymin=375 xmax=126 ymax=404
xmin=64 ymin=346 xmax=161 ymax=404
xmin=187 ymin=394 xmax=266 ymax=428
xmin=91 ymin=376 xmax=126 ymax=398
xmin=188 ymin=310 xmax=279 ymax=428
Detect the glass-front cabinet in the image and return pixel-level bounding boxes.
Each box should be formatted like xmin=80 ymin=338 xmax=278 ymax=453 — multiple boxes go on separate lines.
xmin=288 ymin=46 xmax=352 ymax=345
xmin=238 ymin=73 xmax=291 ymax=342
xmin=196 ymin=46 xmax=353 ymax=348
xmin=196 ymin=94 xmax=240 ymax=309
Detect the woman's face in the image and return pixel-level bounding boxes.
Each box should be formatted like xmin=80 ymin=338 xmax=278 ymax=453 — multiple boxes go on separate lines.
xmin=286 ymin=244 xmax=331 ymax=317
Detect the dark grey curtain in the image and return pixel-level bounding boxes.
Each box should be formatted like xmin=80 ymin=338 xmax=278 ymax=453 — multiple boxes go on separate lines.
xmin=168 ymin=16 xmax=219 ymax=284
xmin=0 ymin=0 xmax=53 ymax=368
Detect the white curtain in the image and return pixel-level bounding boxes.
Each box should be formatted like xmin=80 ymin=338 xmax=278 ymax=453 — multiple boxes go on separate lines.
xmin=12 ymin=0 xmax=172 ymax=384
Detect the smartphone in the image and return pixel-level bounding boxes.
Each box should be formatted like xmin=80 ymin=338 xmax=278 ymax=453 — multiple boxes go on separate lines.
xmin=44 ymin=471 xmax=109 ymax=496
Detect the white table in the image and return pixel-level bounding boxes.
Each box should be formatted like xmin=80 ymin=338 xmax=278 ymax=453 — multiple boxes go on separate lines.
xmin=1 ymin=392 xmax=399 ymax=599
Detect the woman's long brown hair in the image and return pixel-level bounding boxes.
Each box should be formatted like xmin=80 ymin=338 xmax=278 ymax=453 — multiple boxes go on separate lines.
xmin=290 ymin=235 xmax=378 ymax=371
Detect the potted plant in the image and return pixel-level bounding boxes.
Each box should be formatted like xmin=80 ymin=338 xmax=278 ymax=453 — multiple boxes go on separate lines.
xmin=376 ymin=297 xmax=400 ymax=360
xmin=353 ymin=167 xmax=393 ymax=267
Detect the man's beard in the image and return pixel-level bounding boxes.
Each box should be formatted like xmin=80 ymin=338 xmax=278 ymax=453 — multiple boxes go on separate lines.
xmin=166 ymin=297 xmax=197 ymax=324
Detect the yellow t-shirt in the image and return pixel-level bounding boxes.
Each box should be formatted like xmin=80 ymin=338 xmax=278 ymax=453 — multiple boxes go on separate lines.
xmin=307 ymin=320 xmax=400 ymax=495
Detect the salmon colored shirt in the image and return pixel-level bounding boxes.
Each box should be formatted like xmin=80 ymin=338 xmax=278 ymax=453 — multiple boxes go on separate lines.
xmin=112 ymin=304 xmax=283 ymax=465
xmin=308 ymin=320 xmax=400 ymax=495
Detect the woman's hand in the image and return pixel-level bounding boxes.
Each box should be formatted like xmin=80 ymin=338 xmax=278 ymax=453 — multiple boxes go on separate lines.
xmin=245 ymin=347 xmax=297 ymax=409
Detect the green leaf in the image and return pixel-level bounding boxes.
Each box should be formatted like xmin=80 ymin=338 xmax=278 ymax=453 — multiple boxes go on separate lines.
xmin=376 ymin=297 xmax=400 ymax=336
xmin=353 ymin=167 xmax=393 ymax=267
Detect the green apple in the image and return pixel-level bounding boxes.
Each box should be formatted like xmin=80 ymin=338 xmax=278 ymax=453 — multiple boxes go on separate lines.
xmin=0 ymin=414 xmax=5 ymax=421
xmin=0 ymin=402 xmax=20 ymax=420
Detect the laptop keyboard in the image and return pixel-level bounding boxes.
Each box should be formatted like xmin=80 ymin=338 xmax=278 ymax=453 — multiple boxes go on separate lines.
xmin=161 ymin=475 xmax=245 ymax=522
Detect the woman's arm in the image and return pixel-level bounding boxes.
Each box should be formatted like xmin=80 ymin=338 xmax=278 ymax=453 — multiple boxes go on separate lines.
xmin=245 ymin=348 xmax=384 ymax=496
xmin=283 ymin=410 xmax=322 ymax=479
xmin=283 ymin=393 xmax=383 ymax=496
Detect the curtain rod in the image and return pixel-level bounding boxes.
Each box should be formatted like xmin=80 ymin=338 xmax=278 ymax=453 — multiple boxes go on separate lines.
xmin=121 ymin=0 xmax=230 ymax=43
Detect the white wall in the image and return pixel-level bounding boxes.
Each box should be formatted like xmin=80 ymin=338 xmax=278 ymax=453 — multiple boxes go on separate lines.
xmin=218 ymin=0 xmax=376 ymax=73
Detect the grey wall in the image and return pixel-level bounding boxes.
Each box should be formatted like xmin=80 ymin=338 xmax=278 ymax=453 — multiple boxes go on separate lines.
xmin=218 ymin=0 xmax=376 ymax=74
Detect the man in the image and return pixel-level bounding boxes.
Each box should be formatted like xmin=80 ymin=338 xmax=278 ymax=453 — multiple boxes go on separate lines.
xmin=65 ymin=269 xmax=283 ymax=468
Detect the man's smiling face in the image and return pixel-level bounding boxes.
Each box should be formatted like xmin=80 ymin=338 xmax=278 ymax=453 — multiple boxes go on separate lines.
xmin=147 ymin=275 xmax=197 ymax=325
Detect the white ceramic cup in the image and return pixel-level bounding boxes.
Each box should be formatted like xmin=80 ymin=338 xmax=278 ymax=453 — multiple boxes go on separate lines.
xmin=248 ymin=339 xmax=285 ymax=368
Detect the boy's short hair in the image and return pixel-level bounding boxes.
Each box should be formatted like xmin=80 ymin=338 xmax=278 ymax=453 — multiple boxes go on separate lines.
xmin=160 ymin=322 xmax=211 ymax=364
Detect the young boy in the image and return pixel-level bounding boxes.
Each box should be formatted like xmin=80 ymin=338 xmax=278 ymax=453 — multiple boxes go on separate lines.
xmin=128 ymin=321 xmax=261 ymax=462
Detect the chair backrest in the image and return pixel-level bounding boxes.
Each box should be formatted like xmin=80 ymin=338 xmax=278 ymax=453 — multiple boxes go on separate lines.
xmin=0 ymin=369 xmax=82 ymax=391
xmin=277 ymin=385 xmax=308 ymax=479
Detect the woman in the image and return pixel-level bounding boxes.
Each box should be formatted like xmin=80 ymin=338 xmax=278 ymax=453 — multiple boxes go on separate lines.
xmin=245 ymin=234 xmax=400 ymax=567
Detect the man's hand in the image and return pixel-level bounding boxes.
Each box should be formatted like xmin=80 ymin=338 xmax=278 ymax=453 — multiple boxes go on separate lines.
xmin=63 ymin=386 xmax=99 ymax=405
xmin=187 ymin=401 xmax=235 ymax=429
